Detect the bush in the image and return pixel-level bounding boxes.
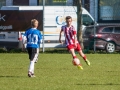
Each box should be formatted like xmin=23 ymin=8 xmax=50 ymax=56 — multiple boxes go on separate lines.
xmin=0 ymin=48 xmax=23 ymax=53
xmin=0 ymin=47 xmax=119 ymax=54
xmin=0 ymin=47 xmax=7 ymax=53
xmin=8 ymin=48 xmax=22 ymax=53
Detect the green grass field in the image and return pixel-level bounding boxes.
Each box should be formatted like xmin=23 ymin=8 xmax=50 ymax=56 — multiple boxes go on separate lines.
xmin=0 ymin=53 xmax=120 ymax=90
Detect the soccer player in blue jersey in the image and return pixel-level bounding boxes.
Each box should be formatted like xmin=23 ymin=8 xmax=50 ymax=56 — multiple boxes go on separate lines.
xmin=23 ymin=19 xmax=42 ymax=77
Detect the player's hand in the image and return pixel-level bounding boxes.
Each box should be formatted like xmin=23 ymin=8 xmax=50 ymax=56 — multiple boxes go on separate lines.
xmin=59 ymin=39 xmax=62 ymax=43
xmin=22 ymin=46 xmax=26 ymax=51
xmin=74 ymin=40 xmax=77 ymax=48
xmin=22 ymin=48 xmax=27 ymax=52
xmin=74 ymin=43 xmax=77 ymax=49
xmin=59 ymin=40 xmax=64 ymax=45
xmin=22 ymin=44 xmax=26 ymax=52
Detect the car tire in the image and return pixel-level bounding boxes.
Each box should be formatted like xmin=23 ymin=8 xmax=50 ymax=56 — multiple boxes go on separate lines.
xmin=106 ymin=42 xmax=115 ymax=53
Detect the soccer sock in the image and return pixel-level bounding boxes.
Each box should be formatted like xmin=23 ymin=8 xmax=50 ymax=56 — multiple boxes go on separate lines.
xmin=83 ymin=55 xmax=87 ymax=61
xmin=79 ymin=63 xmax=82 ymax=66
xmin=29 ymin=61 xmax=35 ymax=74
xmin=73 ymin=56 xmax=77 ymax=59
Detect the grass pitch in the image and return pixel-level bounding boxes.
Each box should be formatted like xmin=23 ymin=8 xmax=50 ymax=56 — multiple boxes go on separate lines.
xmin=0 ymin=53 xmax=120 ymax=90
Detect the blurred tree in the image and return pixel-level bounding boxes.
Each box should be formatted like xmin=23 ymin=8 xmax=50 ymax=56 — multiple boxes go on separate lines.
xmin=73 ymin=0 xmax=84 ymax=49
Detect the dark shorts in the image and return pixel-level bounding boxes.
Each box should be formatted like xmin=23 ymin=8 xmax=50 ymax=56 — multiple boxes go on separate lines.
xmin=27 ymin=48 xmax=37 ymax=60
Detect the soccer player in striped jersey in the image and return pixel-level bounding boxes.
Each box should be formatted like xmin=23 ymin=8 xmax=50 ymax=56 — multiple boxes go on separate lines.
xmin=23 ymin=19 xmax=42 ymax=77
xmin=59 ymin=16 xmax=90 ymax=70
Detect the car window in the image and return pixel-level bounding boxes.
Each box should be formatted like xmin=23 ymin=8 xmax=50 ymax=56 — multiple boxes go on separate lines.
xmin=82 ymin=14 xmax=94 ymax=26
xmin=84 ymin=27 xmax=94 ymax=35
xmin=102 ymin=27 xmax=113 ymax=33
xmin=114 ymin=27 xmax=120 ymax=33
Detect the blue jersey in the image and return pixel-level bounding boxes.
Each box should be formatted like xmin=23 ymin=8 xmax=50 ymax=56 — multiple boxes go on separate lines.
xmin=24 ymin=28 xmax=42 ymax=48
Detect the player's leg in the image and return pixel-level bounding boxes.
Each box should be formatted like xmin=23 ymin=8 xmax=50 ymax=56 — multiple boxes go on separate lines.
xmin=78 ymin=49 xmax=90 ymax=66
xmin=27 ymin=48 xmax=36 ymax=77
xmin=67 ymin=45 xmax=77 ymax=59
xmin=28 ymin=60 xmax=35 ymax=77
xmin=76 ymin=43 xmax=90 ymax=66
xmin=27 ymin=48 xmax=34 ymax=77
xmin=35 ymin=48 xmax=39 ymax=63
xmin=68 ymin=45 xmax=83 ymax=70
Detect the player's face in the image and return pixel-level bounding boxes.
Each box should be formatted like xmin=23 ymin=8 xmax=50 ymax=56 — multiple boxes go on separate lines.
xmin=34 ymin=21 xmax=39 ymax=27
xmin=66 ymin=19 xmax=72 ymax=26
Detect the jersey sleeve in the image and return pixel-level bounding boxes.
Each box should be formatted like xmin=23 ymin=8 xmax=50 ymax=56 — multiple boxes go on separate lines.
xmin=22 ymin=35 xmax=27 ymax=44
xmin=37 ymin=30 xmax=42 ymax=44
xmin=22 ymin=31 xmax=27 ymax=44
xmin=39 ymin=31 xmax=42 ymax=39
xmin=72 ymin=26 xmax=76 ymax=35
xmin=24 ymin=31 xmax=27 ymax=36
xmin=73 ymin=31 xmax=76 ymax=35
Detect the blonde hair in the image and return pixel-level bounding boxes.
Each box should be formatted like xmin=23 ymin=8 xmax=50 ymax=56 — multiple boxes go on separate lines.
xmin=31 ymin=19 xmax=39 ymax=27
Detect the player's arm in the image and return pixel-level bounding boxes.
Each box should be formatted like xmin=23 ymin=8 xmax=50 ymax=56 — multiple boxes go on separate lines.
xmin=73 ymin=28 xmax=77 ymax=48
xmin=22 ymin=35 xmax=27 ymax=51
xmin=39 ymin=31 xmax=42 ymax=44
xmin=59 ymin=29 xmax=63 ymax=44
xmin=74 ymin=34 xmax=77 ymax=46
xmin=37 ymin=31 xmax=42 ymax=48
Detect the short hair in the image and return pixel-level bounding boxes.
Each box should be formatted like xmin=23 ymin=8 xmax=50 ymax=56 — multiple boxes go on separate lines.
xmin=31 ymin=19 xmax=38 ymax=27
xmin=66 ymin=16 xmax=72 ymax=20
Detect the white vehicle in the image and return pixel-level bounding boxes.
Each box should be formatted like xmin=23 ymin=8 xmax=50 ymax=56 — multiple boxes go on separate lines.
xmin=0 ymin=6 xmax=95 ymax=49
xmin=0 ymin=31 xmax=23 ymax=49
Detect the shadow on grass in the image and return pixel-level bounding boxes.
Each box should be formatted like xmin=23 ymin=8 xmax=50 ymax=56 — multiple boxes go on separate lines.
xmin=0 ymin=76 xmax=25 ymax=78
xmin=76 ymin=83 xmax=120 ymax=85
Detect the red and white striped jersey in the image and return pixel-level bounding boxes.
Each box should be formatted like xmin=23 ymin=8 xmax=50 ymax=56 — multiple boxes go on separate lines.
xmin=61 ymin=25 xmax=78 ymax=46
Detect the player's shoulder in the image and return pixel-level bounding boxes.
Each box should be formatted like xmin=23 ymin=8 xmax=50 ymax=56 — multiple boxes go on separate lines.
xmin=61 ymin=25 xmax=66 ymax=30
xmin=35 ymin=29 xmax=41 ymax=33
xmin=71 ymin=25 xmax=75 ymax=28
xmin=71 ymin=25 xmax=75 ymax=29
xmin=61 ymin=25 xmax=66 ymax=28
xmin=25 ymin=28 xmax=31 ymax=32
xmin=33 ymin=29 xmax=41 ymax=35
xmin=25 ymin=28 xmax=31 ymax=35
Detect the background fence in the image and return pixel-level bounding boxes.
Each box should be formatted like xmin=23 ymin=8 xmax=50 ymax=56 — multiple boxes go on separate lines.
xmin=0 ymin=0 xmax=120 ymax=53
